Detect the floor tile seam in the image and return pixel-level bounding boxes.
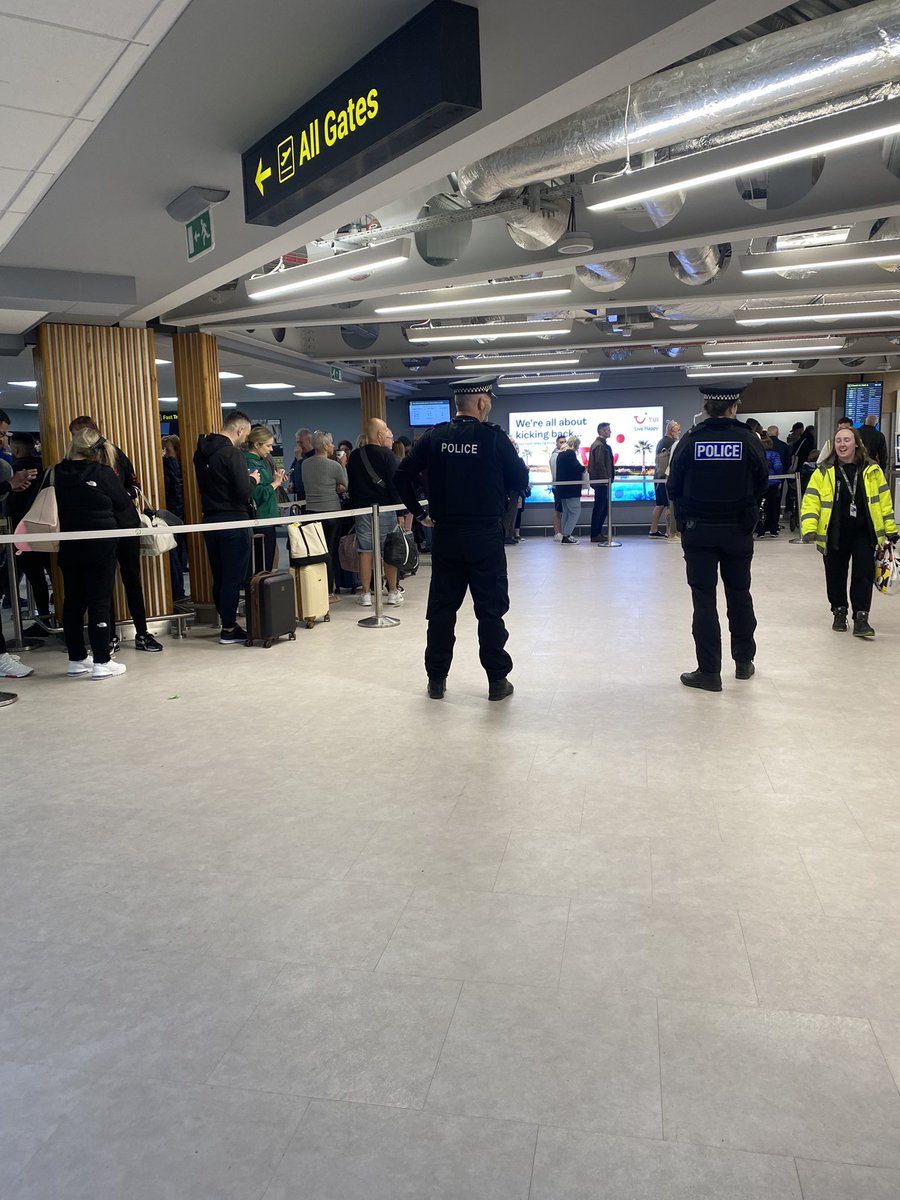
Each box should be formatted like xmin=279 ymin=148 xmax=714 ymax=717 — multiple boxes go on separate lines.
xmin=368 ymin=884 xmax=442 ymax=975
xmin=869 ymin=1019 xmax=900 ymax=1101
xmin=255 ymin=1098 xmax=312 ymax=1200
xmin=488 ymin=829 xmax=515 ymax=893
xmin=199 ymin=960 xmax=292 ymax=1088
xmin=415 ymin=976 xmax=464 ymax=1112
xmin=793 ymin=1150 xmax=900 ymax=1172
xmin=555 ymin=898 xmax=573 ymax=989
xmin=335 ymin=820 xmax=388 ymax=881
xmin=525 ymin=1122 xmax=541 ymax=1200
xmin=792 ymin=1156 xmax=807 ymax=1200
xmin=656 ymin=997 xmax=665 ymax=1142
xmin=735 ymin=909 xmax=762 ymax=1007
xmin=795 ymin=846 xmax=837 ymax=917
xmin=660 ymin=1128 xmax=885 ymax=1170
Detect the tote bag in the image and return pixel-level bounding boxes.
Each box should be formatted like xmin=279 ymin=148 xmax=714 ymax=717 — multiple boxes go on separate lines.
xmin=875 ymin=541 xmax=900 ymax=597
xmin=288 ymin=519 xmax=329 ymax=565
xmin=15 ymin=467 xmax=59 ymax=553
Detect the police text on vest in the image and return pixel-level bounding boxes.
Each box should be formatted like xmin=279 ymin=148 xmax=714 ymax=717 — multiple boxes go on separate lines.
xmin=441 ymin=443 xmax=479 ymax=454
xmin=694 ymin=441 xmax=742 ymax=461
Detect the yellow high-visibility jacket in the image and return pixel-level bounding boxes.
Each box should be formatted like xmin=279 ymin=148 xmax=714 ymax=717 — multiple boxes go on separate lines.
xmin=800 ymin=461 xmax=897 ymax=553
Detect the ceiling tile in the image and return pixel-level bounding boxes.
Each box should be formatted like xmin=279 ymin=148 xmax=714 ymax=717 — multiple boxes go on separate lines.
xmin=0 ymin=210 xmax=26 ymax=251
xmin=79 ymin=42 xmax=152 ymax=123
xmin=0 ymin=105 xmax=70 ymax=172
xmin=0 ymin=1 xmax=159 ymax=41
xmin=0 ymin=15 xmax=124 ymax=116
xmin=0 ymin=165 xmax=29 ymax=208
xmin=0 ymin=306 xmax=45 ymax=334
xmin=38 ymin=118 xmax=94 ymax=176
xmin=8 ymin=171 xmax=55 ymax=213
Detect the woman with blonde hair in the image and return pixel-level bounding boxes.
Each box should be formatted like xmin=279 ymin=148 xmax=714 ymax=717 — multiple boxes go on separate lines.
xmin=554 ymin=435 xmax=587 ymax=544
xmin=244 ymin=424 xmax=287 ymax=572
xmin=53 ymin=426 xmax=136 ymax=678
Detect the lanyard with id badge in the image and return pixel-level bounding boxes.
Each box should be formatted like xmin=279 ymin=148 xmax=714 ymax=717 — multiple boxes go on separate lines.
xmin=837 ymin=464 xmax=859 ymax=518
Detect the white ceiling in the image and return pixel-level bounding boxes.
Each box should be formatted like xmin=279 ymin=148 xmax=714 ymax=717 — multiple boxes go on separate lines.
xmin=0 ymin=0 xmax=192 ymax=252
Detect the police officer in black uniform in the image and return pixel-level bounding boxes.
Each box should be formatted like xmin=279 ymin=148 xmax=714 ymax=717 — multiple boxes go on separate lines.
xmin=666 ymin=386 xmax=769 ymax=692
xmin=395 ymin=378 xmax=529 ymax=701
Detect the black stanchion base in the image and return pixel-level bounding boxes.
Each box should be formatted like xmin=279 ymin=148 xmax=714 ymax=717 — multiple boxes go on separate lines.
xmin=0 ymin=691 xmax=18 ymax=707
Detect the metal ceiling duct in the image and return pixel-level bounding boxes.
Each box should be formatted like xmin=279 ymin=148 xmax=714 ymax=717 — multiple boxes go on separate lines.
xmin=576 ymin=259 xmax=635 ymax=291
xmin=869 ymin=215 xmax=900 ymax=271
xmin=457 ymin=0 xmax=900 ymax=204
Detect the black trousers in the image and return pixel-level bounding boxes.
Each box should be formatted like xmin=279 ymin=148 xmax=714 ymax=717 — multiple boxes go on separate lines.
xmin=425 ymin=520 xmax=512 ymax=682
xmin=204 ymin=524 xmax=251 ymax=628
xmin=17 ymin=551 xmax=52 ymax=618
xmin=112 ymin=537 xmax=148 ymax=636
xmin=60 ymin=554 xmax=118 ymax=664
xmin=590 ymin=486 xmax=609 ymax=540
xmin=682 ymin=523 xmax=757 ymax=674
xmin=824 ymin=527 xmax=875 ymax=614
xmin=762 ymin=483 xmax=782 ymax=534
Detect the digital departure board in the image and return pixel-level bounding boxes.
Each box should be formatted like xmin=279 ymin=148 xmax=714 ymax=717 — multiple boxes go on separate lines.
xmin=845 ymin=381 xmax=883 ymax=426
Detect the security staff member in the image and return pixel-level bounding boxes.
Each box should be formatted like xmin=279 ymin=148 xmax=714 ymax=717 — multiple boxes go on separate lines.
xmin=395 ymin=378 xmax=529 ymax=701
xmin=666 ymin=386 xmax=769 ymax=692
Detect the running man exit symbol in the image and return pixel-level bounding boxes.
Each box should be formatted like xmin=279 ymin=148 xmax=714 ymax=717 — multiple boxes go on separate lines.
xmin=277 ymin=135 xmax=295 ymax=183
xmin=186 ymin=209 xmax=214 ymax=261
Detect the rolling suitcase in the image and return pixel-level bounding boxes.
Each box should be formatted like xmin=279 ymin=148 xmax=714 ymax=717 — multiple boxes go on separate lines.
xmin=246 ymin=570 xmax=297 ymax=648
xmin=293 ymin=562 xmax=330 ymax=629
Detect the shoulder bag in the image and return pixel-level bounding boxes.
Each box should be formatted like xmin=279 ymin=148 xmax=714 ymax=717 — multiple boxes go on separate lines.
xmin=14 ymin=467 xmax=59 ymax=553
xmin=288 ymin=518 xmax=329 ymax=565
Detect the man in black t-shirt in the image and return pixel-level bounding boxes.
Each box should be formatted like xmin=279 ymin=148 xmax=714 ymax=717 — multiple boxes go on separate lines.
xmin=346 ymin=418 xmax=404 ymax=606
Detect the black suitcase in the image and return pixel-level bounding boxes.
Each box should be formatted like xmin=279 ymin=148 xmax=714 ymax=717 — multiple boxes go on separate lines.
xmin=246 ymin=570 xmax=297 ymax=648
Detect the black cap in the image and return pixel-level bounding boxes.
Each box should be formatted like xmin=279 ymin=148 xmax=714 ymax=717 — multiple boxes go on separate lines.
xmin=450 ymin=376 xmax=497 ymax=399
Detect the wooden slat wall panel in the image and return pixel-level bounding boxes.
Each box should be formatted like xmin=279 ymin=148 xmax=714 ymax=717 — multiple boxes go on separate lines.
xmin=173 ymin=331 xmax=222 ymax=605
xmin=359 ymin=380 xmax=386 ymax=427
xmin=34 ymin=324 xmax=173 ymax=620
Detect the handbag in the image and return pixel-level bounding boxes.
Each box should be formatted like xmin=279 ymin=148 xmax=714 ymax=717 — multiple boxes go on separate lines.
xmin=875 ymin=540 xmax=900 ymax=596
xmin=288 ymin=519 xmax=329 ymax=564
xmin=339 ymin=529 xmax=360 ymax=573
xmin=15 ymin=467 xmax=59 ymax=552
xmin=138 ymin=510 xmax=177 ymax=556
xmin=383 ymin=526 xmax=418 ymax=574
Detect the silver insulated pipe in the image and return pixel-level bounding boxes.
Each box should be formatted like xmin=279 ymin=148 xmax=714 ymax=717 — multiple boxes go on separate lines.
xmin=457 ymin=0 xmax=900 ymax=205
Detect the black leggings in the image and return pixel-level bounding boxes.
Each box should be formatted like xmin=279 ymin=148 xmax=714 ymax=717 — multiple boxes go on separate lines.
xmin=824 ymin=527 xmax=875 ymax=614
xmin=112 ymin=537 xmax=148 ymax=636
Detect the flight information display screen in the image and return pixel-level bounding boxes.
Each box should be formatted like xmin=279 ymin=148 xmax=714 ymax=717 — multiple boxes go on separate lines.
xmin=845 ymin=381 xmax=882 ymax=426
xmin=409 ymin=400 xmax=451 ymax=427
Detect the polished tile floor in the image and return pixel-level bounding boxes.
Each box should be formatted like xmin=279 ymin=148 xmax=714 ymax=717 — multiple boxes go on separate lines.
xmin=2 ymin=533 xmax=900 ymax=1199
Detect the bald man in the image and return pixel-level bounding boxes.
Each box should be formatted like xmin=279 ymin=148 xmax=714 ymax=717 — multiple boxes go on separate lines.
xmin=346 ymin=417 xmax=404 ymax=604
xmin=858 ymin=413 xmax=888 ymax=470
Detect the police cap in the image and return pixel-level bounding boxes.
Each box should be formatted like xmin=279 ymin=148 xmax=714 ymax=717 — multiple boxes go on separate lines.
xmin=697 ymin=383 xmax=747 ymax=403
xmin=449 ymin=376 xmax=498 ymax=399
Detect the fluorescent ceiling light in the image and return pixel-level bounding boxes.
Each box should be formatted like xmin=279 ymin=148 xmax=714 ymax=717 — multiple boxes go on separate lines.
xmin=703 ymin=338 xmax=843 ymax=357
xmin=24 ymin=402 xmax=38 ymax=408
xmin=736 ymin=304 xmax=900 ymax=326
xmin=158 ymin=396 xmax=179 ymax=404
xmin=455 ymin=357 xmax=581 ymax=370
xmin=498 ymin=375 xmax=600 ymax=388
xmin=246 ymin=382 xmax=293 ymax=390
xmin=247 ymin=238 xmax=411 ymax=300
xmin=218 ymin=371 xmax=243 ymax=379
xmin=584 ymin=118 xmax=900 ymax=213
xmin=7 ymin=380 xmax=36 ymax=387
xmin=154 ymin=358 xmax=171 ymax=365
xmin=740 ymin=240 xmax=900 ymax=275
xmin=686 ymin=366 xmax=798 ymax=377
xmin=221 ymin=402 xmax=237 ymax=408
xmin=293 ymin=390 xmax=335 ymax=397
xmin=375 ymin=279 xmax=573 ymax=315
xmin=773 ymin=228 xmax=851 ymax=251
xmin=406 ymin=320 xmax=573 ymax=343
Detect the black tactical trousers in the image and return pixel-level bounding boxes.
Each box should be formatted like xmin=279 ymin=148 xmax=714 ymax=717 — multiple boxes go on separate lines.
xmin=425 ymin=520 xmax=512 ymax=682
xmin=682 ymin=522 xmax=757 ymax=674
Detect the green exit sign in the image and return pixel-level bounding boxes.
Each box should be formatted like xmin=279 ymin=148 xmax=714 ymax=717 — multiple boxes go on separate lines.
xmin=330 ymin=366 xmax=342 ymax=382
xmin=186 ymin=209 xmax=214 ymax=261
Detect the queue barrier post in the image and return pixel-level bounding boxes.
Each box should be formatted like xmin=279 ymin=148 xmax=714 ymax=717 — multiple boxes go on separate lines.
xmin=789 ymin=471 xmax=808 ymax=546
xmin=596 ymin=479 xmax=622 ymax=549
xmin=3 ymin=532 xmax=41 ymax=653
xmin=358 ymin=504 xmax=400 ymax=630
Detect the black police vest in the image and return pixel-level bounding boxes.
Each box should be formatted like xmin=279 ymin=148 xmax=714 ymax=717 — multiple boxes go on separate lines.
xmin=425 ymin=417 xmax=507 ymax=522
xmin=677 ymin=420 xmax=761 ymax=522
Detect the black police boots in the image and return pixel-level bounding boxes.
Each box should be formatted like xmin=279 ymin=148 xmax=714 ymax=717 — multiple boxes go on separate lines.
xmin=852 ymin=612 xmax=875 ymax=639
xmin=488 ymin=678 xmax=514 ymax=702
xmin=735 ymin=662 xmax=755 ymax=680
xmin=680 ymin=671 xmax=723 ymax=693
xmin=831 ymin=606 xmax=849 ymax=632
xmin=427 ymin=677 xmax=446 ymax=699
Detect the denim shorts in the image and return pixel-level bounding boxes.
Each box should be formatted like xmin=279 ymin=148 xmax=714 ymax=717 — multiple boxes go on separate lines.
xmin=355 ymin=511 xmax=399 ymax=553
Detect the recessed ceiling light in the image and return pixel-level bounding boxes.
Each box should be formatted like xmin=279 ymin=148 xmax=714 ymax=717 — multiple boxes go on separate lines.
xmin=218 ymin=371 xmax=243 ymax=379
xmin=246 ymin=382 xmax=293 ymax=390
xmin=736 ymin=304 xmax=900 ymax=326
xmin=686 ymin=366 xmax=798 ymax=377
xmin=406 ymin=320 xmax=573 ymax=343
xmin=155 ymin=358 xmax=171 ymax=365
xmin=497 ymin=374 xmax=600 ymax=388
xmin=158 ymin=396 xmax=179 ymax=404
xmin=293 ymin=391 xmax=335 ymax=397
xmin=24 ymin=402 xmax=39 ymax=408
xmin=739 ymin=241 xmax=900 ymax=275
xmin=7 ymin=380 xmax=36 ymax=387
xmin=221 ymin=402 xmax=237 ymax=409
xmin=455 ymin=357 xmax=581 ymax=370
xmin=702 ymin=338 xmax=844 ymax=357
xmin=246 ymin=239 xmax=412 ymax=300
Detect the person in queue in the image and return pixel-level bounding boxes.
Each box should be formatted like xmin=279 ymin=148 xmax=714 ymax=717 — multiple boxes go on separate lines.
xmin=549 ymin=433 xmax=567 ymax=542
xmin=666 ymin=385 xmax=769 ymax=692
xmin=6 ymin=433 xmax=53 ymax=636
xmin=289 ymin=427 xmax=314 ymax=500
xmin=800 ymin=425 xmax=898 ymax=638
xmin=648 ymin=420 xmax=680 ymax=538
xmin=55 ymin=427 xmax=134 ymax=679
xmin=302 ymin=429 xmax=348 ymax=601
xmin=194 ymin=409 xmax=256 ymax=645
xmin=857 ymin=413 xmax=888 ymax=471
xmin=346 ymin=417 xmax=404 ymax=607
xmin=244 ymin=424 xmax=287 ymax=574
xmin=395 ymin=377 xmax=529 ymax=702
xmin=587 ymin=421 xmax=614 ymax=544
xmin=162 ymin=434 xmax=187 ymax=602
xmin=554 ymin=435 xmax=587 ymax=544
xmin=0 ymin=419 xmax=38 ymax=678
xmin=68 ymin=416 xmax=162 ymax=653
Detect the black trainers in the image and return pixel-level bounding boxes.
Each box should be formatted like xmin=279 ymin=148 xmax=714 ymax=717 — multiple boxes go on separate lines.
xmin=852 ymin=612 xmax=875 ymax=639
xmin=831 ymin=606 xmax=849 ymax=632
xmin=680 ymin=671 xmax=723 ymax=692
xmin=108 ymin=634 xmax=120 ymax=656
xmin=218 ymin=624 xmax=248 ymax=645
xmin=427 ymin=677 xmax=446 ymax=700
xmin=488 ymin=678 xmax=514 ymax=702
xmin=735 ymin=662 xmax=755 ymax=680
xmin=134 ymin=632 xmax=163 ymax=653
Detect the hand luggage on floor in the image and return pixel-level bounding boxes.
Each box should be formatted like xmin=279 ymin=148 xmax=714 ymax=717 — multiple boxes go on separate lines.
xmin=246 ymin=570 xmax=297 ymax=647
xmin=293 ymin=562 xmax=330 ymax=628
xmin=384 ymin=526 xmax=418 ymax=575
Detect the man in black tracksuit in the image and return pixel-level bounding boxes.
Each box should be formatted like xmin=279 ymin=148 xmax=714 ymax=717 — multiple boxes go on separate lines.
xmin=666 ymin=388 xmax=769 ymax=692
xmin=193 ymin=410 xmax=256 ymax=645
xmin=395 ymin=378 xmax=529 ymax=701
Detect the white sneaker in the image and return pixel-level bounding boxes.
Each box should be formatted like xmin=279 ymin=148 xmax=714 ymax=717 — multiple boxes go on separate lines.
xmin=91 ymin=660 xmax=127 ymax=680
xmin=67 ymin=657 xmax=94 ymax=677
xmin=358 ymin=592 xmax=373 ymax=607
xmin=386 ymin=590 xmax=404 ymax=605
xmin=0 ymin=652 xmax=33 ymax=679
xmin=553 ymin=532 xmax=563 ymax=542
